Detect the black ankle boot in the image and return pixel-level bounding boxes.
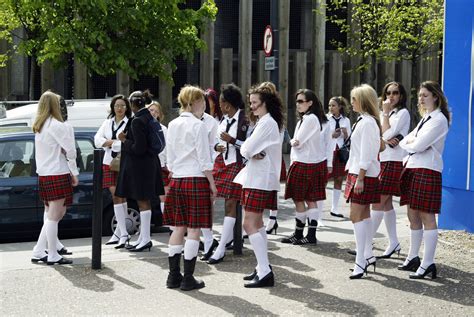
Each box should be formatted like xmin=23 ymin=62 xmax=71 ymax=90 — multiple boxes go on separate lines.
xmin=281 ymin=218 xmax=305 ymax=244
xmin=180 ymin=257 xmax=205 ymax=291
xmin=166 ymin=253 xmax=183 ymax=289
xmin=294 ymin=219 xmax=317 ymax=245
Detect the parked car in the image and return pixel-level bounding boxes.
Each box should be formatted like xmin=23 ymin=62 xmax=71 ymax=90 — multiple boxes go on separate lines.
xmin=0 ymin=127 xmax=163 ymax=242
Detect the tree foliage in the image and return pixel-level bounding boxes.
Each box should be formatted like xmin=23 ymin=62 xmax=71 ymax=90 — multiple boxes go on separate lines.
xmin=0 ymin=0 xmax=217 ymax=80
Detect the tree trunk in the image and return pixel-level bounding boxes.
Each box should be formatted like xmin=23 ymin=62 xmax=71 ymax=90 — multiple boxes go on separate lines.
xmin=410 ymin=57 xmax=421 ymax=128
xmin=29 ymin=57 xmax=37 ymax=100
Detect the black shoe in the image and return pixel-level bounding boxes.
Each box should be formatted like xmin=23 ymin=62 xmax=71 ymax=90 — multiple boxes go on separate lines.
xmin=225 ymin=239 xmax=244 ymax=250
xmin=366 ymin=256 xmax=376 ymax=273
xmin=181 ymin=257 xmax=205 ymax=291
xmin=281 ymin=218 xmax=305 ymax=244
xmin=115 ymin=235 xmax=131 ymax=249
xmin=200 ymin=239 xmax=219 ymax=261
xmin=244 ymin=270 xmax=275 ymax=288
xmin=47 ymin=257 xmax=73 ymax=265
xmin=167 ymin=254 xmax=183 ymax=288
xmin=243 ymin=265 xmax=272 ymax=281
xmin=105 ymin=234 xmax=120 ymax=245
xmin=199 ymin=241 xmax=205 ymax=251
xmin=58 ymin=248 xmax=72 ymax=255
xmin=294 ymin=219 xmax=317 ymax=245
xmin=266 ymin=216 xmax=279 ymax=234
xmin=207 ymin=254 xmax=225 ymax=265
xmin=31 ymin=256 xmax=48 ymax=264
xmin=409 ymin=263 xmax=437 ymax=279
xmin=347 ymin=250 xmax=357 ymax=256
xmin=125 ymin=241 xmax=139 ymax=250
xmin=330 ymin=212 xmax=344 ymax=218
xmin=398 ymin=256 xmax=421 ymax=272
xmin=129 ymin=241 xmax=152 ymax=252
xmin=349 ymin=263 xmax=367 ymax=279
xmin=377 ymin=243 xmax=401 ymax=259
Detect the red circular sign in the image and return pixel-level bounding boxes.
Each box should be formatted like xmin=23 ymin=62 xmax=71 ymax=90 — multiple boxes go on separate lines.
xmin=263 ymin=25 xmax=273 ymax=57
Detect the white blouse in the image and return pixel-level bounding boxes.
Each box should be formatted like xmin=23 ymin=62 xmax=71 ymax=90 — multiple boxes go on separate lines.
xmin=233 ymin=113 xmax=282 ymax=191
xmin=166 ymin=112 xmax=213 ymax=178
xmin=380 ymin=108 xmax=410 ymax=162
xmin=399 ymin=108 xmax=449 ymax=173
xmin=35 ymin=117 xmax=79 ymax=176
xmin=345 ymin=114 xmax=381 ymax=177
xmin=320 ymin=122 xmax=334 ymax=168
xmin=158 ymin=123 xmax=167 ymax=168
xmin=94 ymin=117 xmax=129 ymax=165
xmin=290 ymin=113 xmax=325 ymax=164
xmin=327 ymin=114 xmax=351 ymax=150
xmin=201 ymin=112 xmax=219 ymax=161
xmin=215 ymin=109 xmax=241 ymax=165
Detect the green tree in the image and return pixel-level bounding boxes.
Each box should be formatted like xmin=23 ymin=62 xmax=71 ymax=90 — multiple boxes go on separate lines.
xmin=1 ymin=0 xmax=217 ymax=90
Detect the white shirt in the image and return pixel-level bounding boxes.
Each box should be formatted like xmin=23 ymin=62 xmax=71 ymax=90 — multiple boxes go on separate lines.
xmin=167 ymin=112 xmax=213 ymax=178
xmin=321 ymin=122 xmax=334 ymax=168
xmin=380 ymin=108 xmax=410 ymax=162
xmin=35 ymin=117 xmax=79 ymax=176
xmin=158 ymin=123 xmax=167 ymax=168
xmin=201 ymin=112 xmax=219 ymax=161
xmin=94 ymin=117 xmax=129 ymax=165
xmin=327 ymin=114 xmax=351 ymax=150
xmin=233 ymin=113 xmax=282 ymax=191
xmin=399 ymin=109 xmax=449 ymax=173
xmin=216 ymin=110 xmax=242 ymax=165
xmin=290 ymin=113 xmax=325 ymax=164
xmin=345 ymin=114 xmax=381 ymax=177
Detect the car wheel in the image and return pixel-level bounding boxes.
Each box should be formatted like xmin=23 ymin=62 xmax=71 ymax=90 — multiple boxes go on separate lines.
xmin=109 ymin=206 xmax=140 ymax=236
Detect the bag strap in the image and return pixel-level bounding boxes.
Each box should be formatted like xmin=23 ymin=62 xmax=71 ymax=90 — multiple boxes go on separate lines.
xmin=342 ymin=117 xmax=362 ymax=147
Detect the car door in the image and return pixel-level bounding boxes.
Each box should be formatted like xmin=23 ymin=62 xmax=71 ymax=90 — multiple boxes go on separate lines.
xmin=0 ymin=137 xmax=39 ymax=239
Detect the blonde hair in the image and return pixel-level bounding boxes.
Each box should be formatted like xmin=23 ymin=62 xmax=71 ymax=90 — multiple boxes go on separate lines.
xmin=147 ymin=101 xmax=165 ymax=121
xmin=177 ymin=85 xmax=205 ymax=112
xmin=351 ymin=84 xmax=381 ymax=131
xmin=32 ymin=91 xmax=63 ymax=133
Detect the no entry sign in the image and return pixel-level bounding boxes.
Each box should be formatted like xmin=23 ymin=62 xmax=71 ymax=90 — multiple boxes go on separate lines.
xmin=263 ymin=25 xmax=273 ymax=57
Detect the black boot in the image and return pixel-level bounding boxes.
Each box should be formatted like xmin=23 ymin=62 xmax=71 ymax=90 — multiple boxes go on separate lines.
xmin=180 ymin=257 xmax=205 ymax=291
xmin=166 ymin=253 xmax=183 ymax=289
xmin=294 ymin=219 xmax=318 ymax=245
xmin=281 ymin=218 xmax=305 ymax=244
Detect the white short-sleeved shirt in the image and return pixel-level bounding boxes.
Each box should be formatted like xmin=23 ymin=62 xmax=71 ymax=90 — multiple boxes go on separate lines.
xmin=290 ymin=113 xmax=325 ymax=164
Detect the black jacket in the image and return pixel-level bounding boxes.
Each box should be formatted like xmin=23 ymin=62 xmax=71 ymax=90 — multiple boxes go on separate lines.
xmin=116 ymin=108 xmax=164 ymax=200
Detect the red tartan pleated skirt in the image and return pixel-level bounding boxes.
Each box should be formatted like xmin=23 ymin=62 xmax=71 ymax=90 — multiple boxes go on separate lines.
xmin=241 ymin=188 xmax=278 ymax=213
xmin=400 ymin=168 xmax=442 ymax=213
xmin=39 ymin=174 xmax=73 ymax=206
xmin=163 ymin=177 xmax=212 ymax=228
xmin=161 ymin=167 xmax=170 ymax=187
xmin=102 ymin=164 xmax=118 ymax=189
xmin=285 ymin=160 xmax=328 ymax=202
xmin=212 ymin=154 xmax=244 ymax=201
xmin=328 ymin=146 xmax=347 ymax=178
xmin=344 ymin=173 xmax=380 ymax=205
xmin=378 ymin=161 xmax=403 ymax=196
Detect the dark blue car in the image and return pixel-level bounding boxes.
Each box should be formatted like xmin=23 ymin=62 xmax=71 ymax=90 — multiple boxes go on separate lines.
xmin=0 ymin=127 xmax=163 ymax=242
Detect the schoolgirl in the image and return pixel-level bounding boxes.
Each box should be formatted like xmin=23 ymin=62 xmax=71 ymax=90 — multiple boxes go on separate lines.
xmin=398 ymin=81 xmax=450 ymax=279
xmin=94 ymin=95 xmax=131 ymax=248
xmin=163 ymin=85 xmax=217 ymax=291
xmin=281 ymin=89 xmax=328 ymax=245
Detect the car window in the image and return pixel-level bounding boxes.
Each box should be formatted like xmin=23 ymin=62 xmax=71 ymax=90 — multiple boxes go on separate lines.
xmin=0 ymin=140 xmax=34 ymax=178
xmin=76 ymin=138 xmax=95 ymax=173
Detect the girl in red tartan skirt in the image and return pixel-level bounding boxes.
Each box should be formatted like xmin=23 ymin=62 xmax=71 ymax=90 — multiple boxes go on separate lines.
xmin=233 ymin=84 xmax=283 ymax=288
xmin=95 ymin=95 xmax=131 ymax=249
xmin=31 ymin=91 xmax=79 ymax=265
xmin=371 ymin=82 xmax=410 ymax=259
xmin=326 ymin=97 xmax=351 ymax=219
xmin=344 ymin=84 xmax=382 ymax=279
xmin=206 ymin=84 xmax=249 ymax=263
xmin=163 ymin=85 xmax=217 ymax=291
xmin=398 ymin=81 xmax=450 ymax=279
xmin=282 ymin=89 xmax=328 ymax=245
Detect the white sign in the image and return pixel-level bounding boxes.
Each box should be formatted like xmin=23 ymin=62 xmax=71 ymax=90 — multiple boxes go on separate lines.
xmin=263 ymin=25 xmax=273 ymax=57
xmin=265 ymin=56 xmax=275 ymax=71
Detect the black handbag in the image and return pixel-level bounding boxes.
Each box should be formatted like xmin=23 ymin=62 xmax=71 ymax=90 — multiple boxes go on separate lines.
xmin=336 ymin=117 xmax=361 ymax=164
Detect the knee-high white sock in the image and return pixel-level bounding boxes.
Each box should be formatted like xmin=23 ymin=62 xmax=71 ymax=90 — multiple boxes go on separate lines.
xmin=295 ymin=211 xmax=307 ymax=223
xmin=114 ymin=204 xmax=128 ymax=240
xmin=331 ymin=189 xmax=341 ymax=213
xmin=184 ymin=239 xmax=200 ymax=260
xmin=353 ymin=221 xmax=366 ymax=274
xmin=168 ymin=244 xmax=184 ymax=257
xmin=364 ymin=218 xmax=374 ymax=259
xmin=266 ymin=210 xmax=278 ymax=231
xmin=201 ymin=228 xmax=214 ymax=253
xmin=383 ymin=209 xmax=400 ymax=254
xmin=258 ymin=226 xmax=268 ymax=246
xmin=248 ymin=232 xmax=271 ymax=279
xmin=403 ymin=229 xmax=423 ymax=265
xmin=212 ymin=217 xmax=236 ymax=259
xmin=46 ymin=220 xmax=61 ymax=262
xmin=160 ymin=202 xmax=165 ymax=213
xmin=307 ymin=208 xmax=320 ymax=222
xmin=317 ymin=201 xmax=324 ymax=220
xmin=43 ymin=211 xmax=65 ymax=251
xmin=33 ymin=222 xmax=48 ymax=257
xmin=136 ymin=210 xmax=151 ymax=248
xmin=371 ymin=210 xmax=384 ymax=236
xmin=420 ymin=229 xmax=438 ymax=269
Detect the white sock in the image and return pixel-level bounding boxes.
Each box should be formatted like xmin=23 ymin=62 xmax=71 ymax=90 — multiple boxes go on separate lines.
xmin=248 ymin=233 xmax=271 ymax=279
xmin=353 ymin=220 xmax=366 ymax=275
xmin=160 ymin=202 xmax=165 ymax=213
xmin=419 ymin=229 xmax=438 ymax=270
xmin=136 ymin=210 xmax=151 ymax=248
xmin=404 ymin=229 xmax=423 ymax=265
xmin=317 ymin=201 xmax=324 ymax=220
xmin=363 ymin=218 xmax=374 ymax=259
xmin=331 ymin=189 xmax=341 ymax=213
xmin=212 ymin=217 xmax=236 ymax=259
xmin=295 ymin=211 xmax=307 ymax=223
xmin=307 ymin=207 xmax=320 ymax=222
xmin=168 ymin=244 xmax=183 ymax=257
xmin=383 ymin=209 xmax=400 ymax=254
xmin=266 ymin=210 xmax=278 ymax=231
xmin=184 ymin=239 xmax=200 ymax=260
xmin=33 ymin=222 xmax=48 ymax=257
xmin=114 ymin=204 xmax=128 ymax=240
xmin=258 ymin=226 xmax=268 ymax=246
xmin=46 ymin=220 xmax=61 ymax=262
xmin=371 ymin=209 xmax=384 ymax=236
xmin=201 ymin=228 xmax=214 ymax=253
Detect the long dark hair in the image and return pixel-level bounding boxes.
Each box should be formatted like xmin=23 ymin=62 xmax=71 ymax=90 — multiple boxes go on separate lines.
xmin=249 ymin=84 xmax=284 ymax=130
xmin=380 ymin=81 xmax=407 ymax=109
xmin=419 ymin=81 xmax=451 ymax=125
xmin=129 ymin=89 xmax=153 ymax=110
xmin=220 ymin=83 xmax=244 ymax=110
xmin=205 ymin=88 xmax=223 ymax=120
xmin=329 ymin=96 xmax=348 ymax=117
xmin=295 ymin=89 xmax=328 ymax=128
xmin=108 ymin=94 xmax=131 ymax=119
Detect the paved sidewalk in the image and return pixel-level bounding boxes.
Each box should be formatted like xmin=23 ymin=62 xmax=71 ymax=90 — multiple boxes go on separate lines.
xmin=1 ymin=184 xmax=473 ymax=316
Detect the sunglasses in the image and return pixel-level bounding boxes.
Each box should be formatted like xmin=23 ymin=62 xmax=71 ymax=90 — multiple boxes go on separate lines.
xmin=295 ymin=99 xmax=307 ymax=104
xmin=386 ymin=90 xmax=400 ymax=96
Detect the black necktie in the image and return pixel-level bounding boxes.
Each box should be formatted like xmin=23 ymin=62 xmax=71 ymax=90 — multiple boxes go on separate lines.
xmin=224 ymin=118 xmax=236 ymax=160
xmin=333 ymin=116 xmax=341 ymax=129
xmin=111 ymin=120 xmax=125 ymax=158
xmin=415 ymin=116 xmax=431 ymax=136
xmin=389 ymin=111 xmax=395 ymax=118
